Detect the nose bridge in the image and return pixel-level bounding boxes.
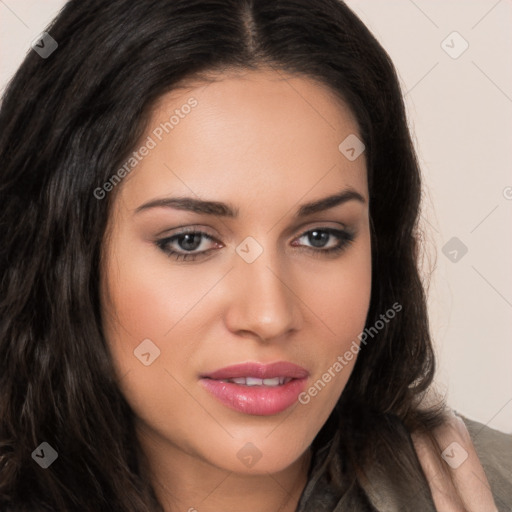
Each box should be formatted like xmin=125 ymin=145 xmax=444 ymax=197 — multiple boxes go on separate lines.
xmin=228 ymin=237 xmax=300 ymax=339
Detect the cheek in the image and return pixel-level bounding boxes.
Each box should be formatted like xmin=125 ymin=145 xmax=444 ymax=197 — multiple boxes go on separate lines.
xmin=297 ymin=234 xmax=372 ymax=407
xmin=100 ymin=236 xmax=208 ymax=389
xmin=101 ymin=230 xmax=210 ymax=343
xmin=100 ymin=241 xmax=209 ymax=435
xmin=305 ymin=234 xmax=372 ymax=342
xmin=309 ymin=266 xmax=370 ymax=332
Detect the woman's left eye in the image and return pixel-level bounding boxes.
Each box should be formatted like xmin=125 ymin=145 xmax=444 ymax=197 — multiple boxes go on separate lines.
xmin=156 ymin=227 xmax=355 ymax=262
xmin=293 ymin=228 xmax=355 ymax=257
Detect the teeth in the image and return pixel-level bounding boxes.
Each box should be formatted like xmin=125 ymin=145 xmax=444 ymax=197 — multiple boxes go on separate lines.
xmin=222 ymin=376 xmax=292 ymax=386
xmin=246 ymin=377 xmax=263 ymax=386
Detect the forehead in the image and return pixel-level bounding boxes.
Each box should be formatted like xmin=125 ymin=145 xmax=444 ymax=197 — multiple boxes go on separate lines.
xmin=119 ymin=68 xmax=367 ymax=210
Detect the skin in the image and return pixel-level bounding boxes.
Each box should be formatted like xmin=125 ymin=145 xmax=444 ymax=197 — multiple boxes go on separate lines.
xmin=100 ymin=68 xmax=372 ymax=512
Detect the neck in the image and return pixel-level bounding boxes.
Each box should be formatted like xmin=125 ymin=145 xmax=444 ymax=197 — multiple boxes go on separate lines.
xmin=137 ymin=423 xmax=313 ymax=512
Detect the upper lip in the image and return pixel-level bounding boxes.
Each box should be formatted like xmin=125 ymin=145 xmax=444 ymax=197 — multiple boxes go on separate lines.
xmin=201 ymin=361 xmax=309 ymax=380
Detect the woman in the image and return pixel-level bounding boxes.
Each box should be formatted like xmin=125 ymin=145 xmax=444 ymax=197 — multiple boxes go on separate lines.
xmin=0 ymin=0 xmax=510 ymax=511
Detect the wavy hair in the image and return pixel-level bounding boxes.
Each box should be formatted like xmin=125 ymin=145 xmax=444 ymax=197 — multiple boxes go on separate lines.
xmin=0 ymin=0 xmax=448 ymax=510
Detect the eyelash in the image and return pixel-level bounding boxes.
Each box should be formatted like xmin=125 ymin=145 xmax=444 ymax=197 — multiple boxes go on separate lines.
xmin=155 ymin=227 xmax=355 ymax=262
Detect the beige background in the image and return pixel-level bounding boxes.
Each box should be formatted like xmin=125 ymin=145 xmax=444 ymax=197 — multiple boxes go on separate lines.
xmin=1 ymin=0 xmax=510 ymax=433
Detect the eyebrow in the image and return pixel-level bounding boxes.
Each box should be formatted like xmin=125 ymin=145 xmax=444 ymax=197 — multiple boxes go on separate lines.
xmin=134 ymin=188 xmax=365 ymax=218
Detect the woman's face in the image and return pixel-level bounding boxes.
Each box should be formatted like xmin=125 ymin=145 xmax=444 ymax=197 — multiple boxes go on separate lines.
xmin=100 ymin=68 xmax=371 ymax=476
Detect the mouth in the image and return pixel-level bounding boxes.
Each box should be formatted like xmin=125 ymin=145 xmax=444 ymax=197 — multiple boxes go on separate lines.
xmin=199 ymin=361 xmax=309 ymax=416
xmin=213 ymin=376 xmax=294 ymax=386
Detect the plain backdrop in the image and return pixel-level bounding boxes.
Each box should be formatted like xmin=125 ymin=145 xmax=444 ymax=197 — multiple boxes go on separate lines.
xmin=1 ymin=0 xmax=511 ymax=433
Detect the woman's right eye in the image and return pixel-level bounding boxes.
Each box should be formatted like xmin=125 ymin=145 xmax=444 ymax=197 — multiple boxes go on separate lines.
xmin=156 ymin=230 xmax=221 ymax=262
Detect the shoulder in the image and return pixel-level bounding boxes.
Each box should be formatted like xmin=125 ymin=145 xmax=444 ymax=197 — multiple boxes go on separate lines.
xmin=459 ymin=414 xmax=512 ymax=511
xmin=412 ymin=409 xmax=512 ymax=512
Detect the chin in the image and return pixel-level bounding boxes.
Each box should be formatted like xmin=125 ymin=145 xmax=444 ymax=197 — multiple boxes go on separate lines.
xmin=205 ymin=438 xmax=309 ymax=476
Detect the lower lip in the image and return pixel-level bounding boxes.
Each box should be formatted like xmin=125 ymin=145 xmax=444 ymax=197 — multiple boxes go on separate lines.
xmin=200 ymin=378 xmax=307 ymax=416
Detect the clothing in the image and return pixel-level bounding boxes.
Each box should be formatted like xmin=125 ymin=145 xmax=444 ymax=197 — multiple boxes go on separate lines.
xmin=463 ymin=415 xmax=512 ymax=511
xmin=296 ymin=412 xmax=512 ymax=511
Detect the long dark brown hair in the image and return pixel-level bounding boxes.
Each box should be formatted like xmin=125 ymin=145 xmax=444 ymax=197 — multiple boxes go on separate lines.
xmin=0 ymin=0 xmax=449 ymax=510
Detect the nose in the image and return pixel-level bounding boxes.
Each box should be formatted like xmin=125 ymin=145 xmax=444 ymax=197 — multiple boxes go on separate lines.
xmin=224 ymin=246 xmax=303 ymax=342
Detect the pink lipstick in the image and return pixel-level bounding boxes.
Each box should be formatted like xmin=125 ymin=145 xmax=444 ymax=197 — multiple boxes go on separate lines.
xmin=200 ymin=361 xmax=309 ymax=416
